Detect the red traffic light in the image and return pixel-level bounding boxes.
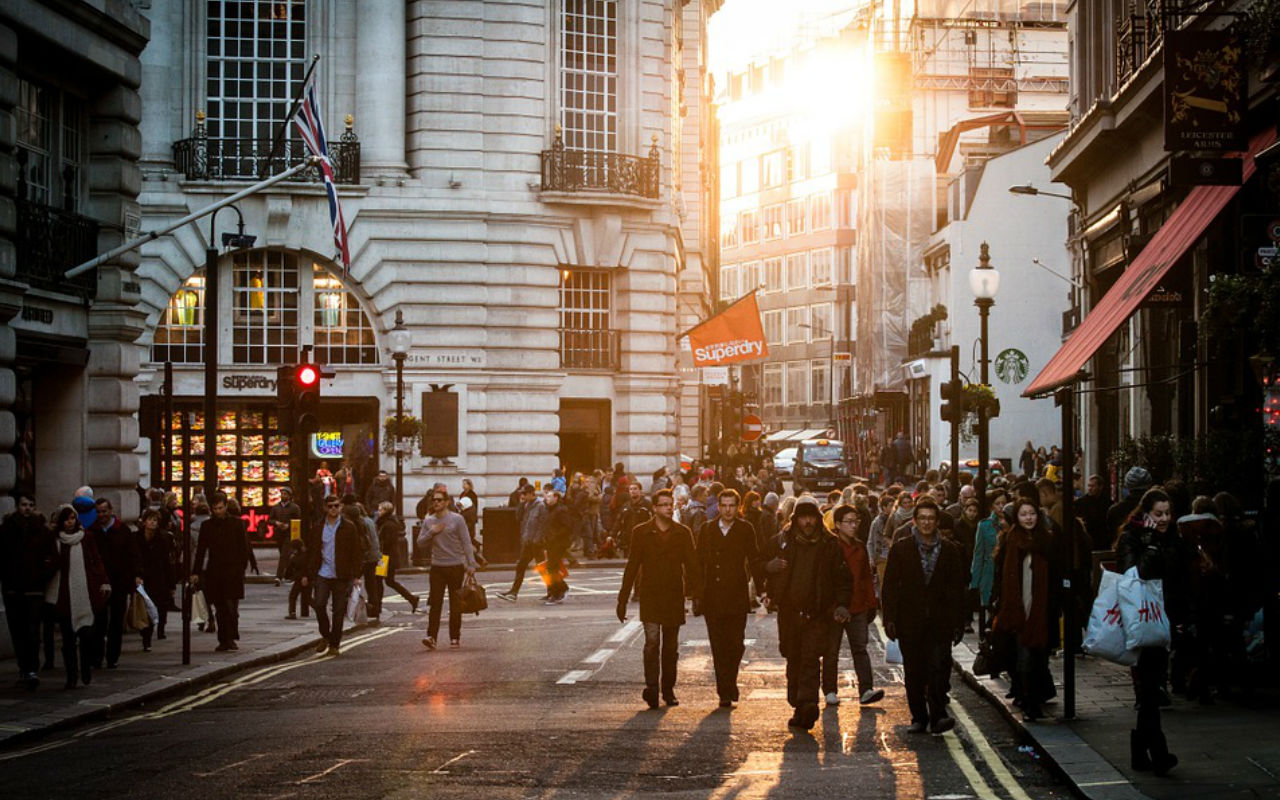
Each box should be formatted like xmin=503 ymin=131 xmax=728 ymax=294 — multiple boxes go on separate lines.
xmin=296 ymin=364 xmax=320 ymax=387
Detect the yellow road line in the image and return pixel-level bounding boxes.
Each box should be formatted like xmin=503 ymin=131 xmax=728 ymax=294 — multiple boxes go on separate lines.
xmin=951 ymin=698 xmax=1036 ymax=800
xmin=943 ymin=728 xmax=1004 ymax=800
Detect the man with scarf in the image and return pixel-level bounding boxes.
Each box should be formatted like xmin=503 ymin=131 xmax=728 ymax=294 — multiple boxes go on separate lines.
xmin=882 ymin=497 xmax=967 ymax=734
xmin=763 ymin=496 xmax=852 ymax=731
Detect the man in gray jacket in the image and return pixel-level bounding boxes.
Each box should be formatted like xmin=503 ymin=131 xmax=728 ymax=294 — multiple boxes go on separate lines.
xmin=496 ymin=484 xmax=546 ymax=603
xmin=417 ymin=489 xmax=477 ymax=649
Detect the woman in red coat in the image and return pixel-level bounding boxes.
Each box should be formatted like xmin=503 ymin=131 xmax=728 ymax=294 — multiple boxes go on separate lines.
xmin=45 ymin=505 xmax=110 ymax=688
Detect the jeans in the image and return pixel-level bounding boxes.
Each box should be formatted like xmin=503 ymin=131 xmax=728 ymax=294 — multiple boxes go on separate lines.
xmin=642 ymin=622 xmax=681 ymax=695
xmin=427 ymin=564 xmax=466 ymax=642
xmin=509 ymin=540 xmax=543 ymax=596
xmin=824 ymin=610 xmax=875 ymax=695
xmin=312 ymin=577 xmax=352 ymax=649
xmin=2 ymin=592 xmax=43 ymax=676
xmin=706 ymin=613 xmax=747 ymax=702
xmin=902 ymin=635 xmax=953 ymax=725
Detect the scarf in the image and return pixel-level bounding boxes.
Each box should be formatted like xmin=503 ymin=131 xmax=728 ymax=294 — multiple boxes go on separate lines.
xmin=791 ymin=519 xmax=825 ymax=545
xmin=993 ymin=527 xmax=1050 ymax=649
xmin=913 ymin=528 xmax=941 ymax=584
xmin=45 ymin=530 xmax=95 ymax=631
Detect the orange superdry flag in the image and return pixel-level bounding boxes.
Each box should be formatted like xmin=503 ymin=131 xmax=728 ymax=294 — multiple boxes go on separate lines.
xmin=685 ymin=291 xmax=770 ymax=367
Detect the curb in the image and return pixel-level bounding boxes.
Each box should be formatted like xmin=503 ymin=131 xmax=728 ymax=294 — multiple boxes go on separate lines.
xmin=0 ymin=623 xmax=368 ymax=751
xmin=951 ymin=644 xmax=1153 ymax=800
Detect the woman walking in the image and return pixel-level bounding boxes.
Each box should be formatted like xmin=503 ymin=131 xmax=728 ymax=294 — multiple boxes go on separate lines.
xmin=376 ymin=502 xmax=419 ymax=613
xmin=990 ymin=497 xmax=1058 ymax=720
xmin=136 ymin=508 xmax=175 ymax=650
xmin=46 ymin=506 xmax=110 ymax=688
xmin=969 ymin=488 xmax=1007 ymax=633
xmin=1117 ymin=487 xmax=1189 ymax=776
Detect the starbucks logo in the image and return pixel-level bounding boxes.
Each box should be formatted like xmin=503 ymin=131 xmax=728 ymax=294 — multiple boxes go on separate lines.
xmin=995 ymin=348 xmax=1029 ymax=385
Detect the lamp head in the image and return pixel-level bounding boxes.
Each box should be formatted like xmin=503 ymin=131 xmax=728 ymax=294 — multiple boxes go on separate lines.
xmin=1009 ymin=184 xmax=1039 ymax=196
xmin=969 ymin=242 xmax=1000 ymax=300
xmin=389 ymin=309 xmax=412 ymax=356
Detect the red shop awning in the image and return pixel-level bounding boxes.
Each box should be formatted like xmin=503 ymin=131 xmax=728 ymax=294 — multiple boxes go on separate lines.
xmin=1024 ymin=127 xmax=1277 ymax=397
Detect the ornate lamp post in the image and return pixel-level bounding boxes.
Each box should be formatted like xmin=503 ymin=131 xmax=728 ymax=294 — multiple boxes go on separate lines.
xmin=969 ymin=243 xmax=1000 ymax=517
xmin=388 ymin=310 xmax=412 ymax=519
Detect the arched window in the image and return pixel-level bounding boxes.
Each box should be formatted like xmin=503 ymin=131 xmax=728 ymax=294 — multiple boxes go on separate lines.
xmin=149 ymin=250 xmax=378 ymax=366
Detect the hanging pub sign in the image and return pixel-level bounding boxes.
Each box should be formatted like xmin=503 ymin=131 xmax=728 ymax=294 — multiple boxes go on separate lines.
xmin=1164 ymin=29 xmax=1246 ymax=152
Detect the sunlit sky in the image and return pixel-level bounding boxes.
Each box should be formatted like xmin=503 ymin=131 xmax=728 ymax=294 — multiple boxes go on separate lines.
xmin=708 ymin=0 xmax=868 ymax=77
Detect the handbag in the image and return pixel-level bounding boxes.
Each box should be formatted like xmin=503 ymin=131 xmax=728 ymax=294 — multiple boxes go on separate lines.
xmin=1117 ymin=566 xmax=1171 ymax=650
xmin=1083 ymin=569 xmax=1139 ymax=665
xmin=127 ymin=591 xmax=151 ymax=632
xmin=885 ymin=638 xmax=903 ymax=665
xmin=971 ymin=636 xmax=992 ymax=676
xmin=457 ymin=573 xmax=488 ymax=615
xmin=374 ymin=554 xmax=390 ymax=578
xmin=191 ymin=589 xmax=209 ymax=625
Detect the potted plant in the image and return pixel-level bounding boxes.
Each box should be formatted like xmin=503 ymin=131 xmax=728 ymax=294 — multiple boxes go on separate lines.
xmin=382 ymin=414 xmax=421 ymax=455
xmin=961 ymin=382 xmax=1001 ymax=419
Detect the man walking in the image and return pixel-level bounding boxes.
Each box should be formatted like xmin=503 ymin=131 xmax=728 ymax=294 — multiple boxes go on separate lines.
xmin=1 ymin=494 xmax=55 ymax=689
xmin=827 ymin=505 xmax=884 ymax=706
xmin=617 ymin=489 xmax=700 ymax=709
xmin=611 ymin=480 xmax=653 ymax=555
xmin=763 ymin=496 xmax=852 ymax=731
xmin=417 ymin=488 xmax=477 ymax=649
xmin=694 ymin=489 xmax=765 ymax=708
xmin=268 ymin=487 xmax=301 ymax=586
xmin=497 ymin=484 xmax=545 ymax=602
xmin=300 ymin=493 xmax=364 ymax=656
xmin=91 ymin=497 xmax=141 ymax=667
xmin=191 ymin=492 xmax=251 ymax=653
xmin=881 ymin=498 xmax=967 ymax=734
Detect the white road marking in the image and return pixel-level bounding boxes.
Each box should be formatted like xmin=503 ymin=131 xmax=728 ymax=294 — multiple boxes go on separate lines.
xmin=297 ymin=758 xmax=364 ymax=784
xmin=193 ymin=752 xmax=268 ymax=778
xmin=557 ymin=619 xmax=644 ymax=684
xmin=432 ymin=749 xmax=477 ymax=774
xmin=556 ymin=670 xmax=593 ymax=685
xmin=607 ymin=619 xmax=642 ymax=642
xmin=582 ymin=648 xmax=614 ymax=664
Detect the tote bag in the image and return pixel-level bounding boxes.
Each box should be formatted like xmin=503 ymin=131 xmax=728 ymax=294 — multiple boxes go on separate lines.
xmin=1117 ymin=566 xmax=1171 ymax=650
xmin=1082 ymin=569 xmax=1139 ymax=665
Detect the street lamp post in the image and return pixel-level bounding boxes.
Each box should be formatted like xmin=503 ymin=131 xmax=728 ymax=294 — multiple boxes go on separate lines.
xmin=969 ymin=242 xmax=1000 ymax=518
xmin=800 ymin=320 xmax=836 ymax=428
xmin=388 ymin=310 xmax=412 ymax=520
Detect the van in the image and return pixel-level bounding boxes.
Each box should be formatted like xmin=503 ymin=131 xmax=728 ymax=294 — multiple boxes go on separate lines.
xmin=792 ymin=438 xmax=851 ymax=494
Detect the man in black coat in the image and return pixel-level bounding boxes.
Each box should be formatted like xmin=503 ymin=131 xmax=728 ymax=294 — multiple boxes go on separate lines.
xmin=90 ymin=496 xmax=142 ymax=668
xmin=0 ymin=494 xmax=55 ymax=688
xmin=694 ymin=489 xmax=766 ymax=708
xmin=763 ymin=496 xmax=853 ymax=731
xmin=611 ymin=480 xmax=653 ymax=554
xmin=617 ymin=489 xmax=700 ymax=709
xmin=301 ymin=493 xmax=365 ymax=656
xmin=881 ymin=498 xmax=967 ymax=734
xmin=191 ymin=492 xmax=250 ymax=652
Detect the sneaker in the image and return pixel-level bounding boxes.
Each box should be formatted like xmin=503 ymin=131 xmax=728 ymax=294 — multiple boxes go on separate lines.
xmin=825 ymin=692 xmax=841 ymax=706
xmin=859 ymin=688 xmax=885 ymax=705
xmin=326 ymin=646 xmax=340 ymax=657
xmin=496 ymin=591 xmax=517 ymax=603
xmin=450 ymin=640 xmax=460 ymax=649
xmin=143 ymin=645 xmax=152 ymax=652
xmin=422 ymin=636 xmax=437 ymax=650
xmin=930 ymin=716 xmax=955 ymax=734
xmin=274 ymin=578 xmax=282 ymax=587
xmin=316 ymin=641 xmax=330 ymax=654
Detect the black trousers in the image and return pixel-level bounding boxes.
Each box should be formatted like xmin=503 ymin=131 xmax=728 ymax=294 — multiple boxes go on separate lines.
xmin=312 ymin=577 xmax=352 ymax=648
xmin=642 ymin=622 xmax=681 ymax=694
xmin=1134 ymin=646 xmax=1169 ymax=737
xmin=289 ymin=580 xmax=312 ymax=616
xmin=901 ymin=635 xmax=953 ymax=725
xmin=57 ymin=617 xmax=94 ymax=686
xmin=778 ymin=609 xmax=827 ymax=719
xmin=509 ymin=540 xmax=543 ymax=596
xmin=363 ymin=563 xmax=384 ymax=617
xmin=383 ymin=566 xmax=417 ymax=605
xmin=93 ymin=588 xmax=130 ymax=667
xmin=427 ymin=565 xmax=465 ymax=642
xmin=2 ymin=592 xmax=43 ymax=676
xmin=706 ymin=613 xmax=747 ymax=702
xmin=211 ymin=598 xmax=239 ymax=647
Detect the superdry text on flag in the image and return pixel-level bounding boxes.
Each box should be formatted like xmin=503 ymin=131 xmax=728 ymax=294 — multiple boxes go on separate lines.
xmin=294 ymin=81 xmax=351 ymax=274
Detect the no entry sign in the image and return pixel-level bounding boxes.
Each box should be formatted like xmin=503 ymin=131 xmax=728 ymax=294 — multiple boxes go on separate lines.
xmin=741 ymin=414 xmax=764 ymax=442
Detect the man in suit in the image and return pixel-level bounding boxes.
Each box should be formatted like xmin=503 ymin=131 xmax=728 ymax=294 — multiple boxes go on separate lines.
xmin=300 ymin=493 xmax=365 ymax=656
xmin=191 ymin=492 xmax=250 ymax=653
xmin=617 ymin=489 xmax=700 ymax=709
xmin=694 ymin=489 xmax=766 ymax=708
xmin=881 ymin=497 xmax=967 ymax=734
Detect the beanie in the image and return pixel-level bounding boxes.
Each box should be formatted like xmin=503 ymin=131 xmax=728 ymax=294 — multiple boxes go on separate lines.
xmin=71 ymin=495 xmax=98 ymax=529
xmin=1124 ymin=466 xmax=1153 ymax=491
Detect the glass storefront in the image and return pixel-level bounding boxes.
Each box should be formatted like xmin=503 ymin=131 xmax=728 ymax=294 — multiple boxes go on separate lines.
xmin=160 ymin=402 xmax=292 ymax=511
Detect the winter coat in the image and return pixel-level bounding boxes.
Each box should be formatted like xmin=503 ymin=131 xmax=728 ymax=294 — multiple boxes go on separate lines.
xmin=762 ymin=527 xmax=853 ymax=620
xmin=1116 ymin=518 xmax=1191 ymax=626
xmin=835 ymin=535 xmax=878 ymax=617
xmin=50 ymin=530 xmax=110 ymax=623
xmin=304 ymin=515 xmax=365 ymax=582
xmin=364 ymin=479 xmax=396 ymax=511
xmin=377 ymin=514 xmax=408 ymax=571
xmin=881 ymin=530 xmax=967 ymax=646
xmin=137 ymin=527 xmax=176 ymax=597
xmin=518 ymin=498 xmax=548 ymax=546
xmin=193 ymin=515 xmax=250 ymax=603
xmin=267 ymin=500 xmax=302 ymax=545
xmin=695 ymin=518 xmax=764 ymax=617
xmin=618 ymin=518 xmax=700 ymax=626
xmin=545 ymin=503 xmax=575 ymax=552
xmin=92 ymin=516 xmax=142 ymax=592
xmin=0 ymin=511 xmax=56 ymax=595
xmin=969 ymin=513 xmax=1000 ymax=606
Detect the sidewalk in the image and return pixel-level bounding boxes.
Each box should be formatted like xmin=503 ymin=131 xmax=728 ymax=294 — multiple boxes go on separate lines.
xmin=953 ymin=635 xmax=1280 ymax=800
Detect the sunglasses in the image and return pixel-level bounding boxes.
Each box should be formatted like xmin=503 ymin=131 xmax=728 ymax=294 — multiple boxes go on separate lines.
xmin=432 ymin=496 xmax=447 ymax=502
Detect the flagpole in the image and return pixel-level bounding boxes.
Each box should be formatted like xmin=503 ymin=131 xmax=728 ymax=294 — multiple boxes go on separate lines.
xmin=257 ymin=53 xmax=321 ymax=180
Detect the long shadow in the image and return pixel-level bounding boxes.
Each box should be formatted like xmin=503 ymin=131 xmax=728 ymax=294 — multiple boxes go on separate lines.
xmin=530 ymin=704 xmax=670 ymax=798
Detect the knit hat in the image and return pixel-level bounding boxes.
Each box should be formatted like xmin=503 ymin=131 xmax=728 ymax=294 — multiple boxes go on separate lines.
xmin=1124 ymin=466 xmax=1153 ymax=491
xmin=700 ymin=468 xmax=715 ymax=480
xmin=763 ymin=491 xmax=780 ymax=510
xmin=791 ymin=495 xmax=822 ymax=521
xmin=71 ymin=495 xmax=97 ymax=529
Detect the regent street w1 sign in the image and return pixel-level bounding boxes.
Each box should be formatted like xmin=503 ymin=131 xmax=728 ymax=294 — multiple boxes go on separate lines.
xmin=1164 ymin=29 xmax=1246 ymax=152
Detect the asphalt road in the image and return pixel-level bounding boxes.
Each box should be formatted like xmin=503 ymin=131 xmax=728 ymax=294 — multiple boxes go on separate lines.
xmin=2 ymin=569 xmax=1072 ymax=799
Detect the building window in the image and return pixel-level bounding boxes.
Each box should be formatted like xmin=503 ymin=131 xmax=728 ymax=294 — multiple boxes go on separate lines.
xmin=740 ymin=155 xmax=759 ymax=194
xmin=720 ymin=217 xmax=739 ymax=250
xmin=740 ymin=210 xmax=759 ymax=245
xmin=839 ymin=246 xmax=856 ymax=285
xmin=785 ymin=306 xmax=809 ymax=344
xmin=560 ymin=0 xmax=618 ymax=153
xmin=811 ymin=360 xmax=829 ymax=406
xmin=810 ymin=192 xmax=832 ymax=230
xmin=719 ymin=264 xmax=738 ymax=301
xmin=811 ymin=248 xmax=833 ymax=286
xmin=762 ymin=204 xmax=784 ymax=240
xmin=152 ymin=274 xmax=207 ymax=364
xmin=764 ymin=257 xmax=783 ymax=293
xmin=764 ymin=309 xmax=783 ymax=345
xmin=788 ymin=143 xmax=808 ymax=182
xmin=837 ymin=189 xmax=856 ymax=228
xmin=313 ymin=265 xmax=378 ymax=364
xmin=206 ymin=0 xmax=307 ymax=146
xmin=787 ymin=198 xmax=807 ymax=236
xmin=763 ymin=363 xmax=783 ymax=410
xmin=761 ymin=149 xmax=785 ymax=188
xmin=809 ymin=302 xmax=833 ymax=340
xmin=721 ymin=162 xmax=738 ymax=198
xmin=560 ymin=268 xmax=616 ymax=369
xmin=786 ymin=360 xmax=808 ymax=406
xmin=15 ymin=78 xmax=85 ymax=210
xmin=785 ymin=252 xmax=808 ymax=291
xmin=741 ymin=260 xmax=760 ymax=294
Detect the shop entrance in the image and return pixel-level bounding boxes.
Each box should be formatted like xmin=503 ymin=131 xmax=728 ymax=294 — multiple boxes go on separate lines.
xmin=559 ymin=399 xmax=611 ymax=476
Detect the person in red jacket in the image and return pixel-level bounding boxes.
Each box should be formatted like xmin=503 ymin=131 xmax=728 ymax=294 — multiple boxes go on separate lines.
xmin=824 ymin=504 xmax=885 ymax=706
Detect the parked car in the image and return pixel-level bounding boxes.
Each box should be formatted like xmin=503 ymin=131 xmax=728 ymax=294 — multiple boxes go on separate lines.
xmin=773 ymin=447 xmax=797 ymax=478
xmin=792 ymin=438 xmax=852 ymax=494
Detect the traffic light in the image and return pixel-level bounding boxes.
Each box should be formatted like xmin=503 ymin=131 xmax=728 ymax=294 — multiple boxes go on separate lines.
xmin=276 ymin=365 xmax=296 ymax=434
xmin=940 ymin=379 xmax=964 ymax=424
xmin=294 ymin=363 xmax=322 ymax=434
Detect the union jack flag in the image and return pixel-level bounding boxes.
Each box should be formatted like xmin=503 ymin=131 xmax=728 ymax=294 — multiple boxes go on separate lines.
xmin=294 ymin=81 xmax=351 ymax=274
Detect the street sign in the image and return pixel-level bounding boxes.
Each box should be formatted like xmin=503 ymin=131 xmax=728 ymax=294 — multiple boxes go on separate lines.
xmin=833 ymin=352 xmax=852 ymax=362
xmin=741 ymin=413 xmax=764 ymax=442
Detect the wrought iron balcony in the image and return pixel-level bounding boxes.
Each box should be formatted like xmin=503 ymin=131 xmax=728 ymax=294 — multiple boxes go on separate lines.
xmin=172 ymin=113 xmax=360 ymax=183
xmin=541 ymin=130 xmax=659 ymax=199
xmin=1114 ymin=0 xmax=1177 ymax=87
xmin=560 ymin=328 xmax=620 ymax=370
xmin=15 ymin=199 xmax=98 ymax=299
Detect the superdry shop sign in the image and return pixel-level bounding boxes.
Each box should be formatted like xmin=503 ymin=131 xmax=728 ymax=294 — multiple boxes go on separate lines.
xmin=684 ymin=292 xmax=770 ymax=367
xmin=1164 ymin=29 xmax=1245 ymax=152
xmin=221 ymin=374 xmax=277 ymax=392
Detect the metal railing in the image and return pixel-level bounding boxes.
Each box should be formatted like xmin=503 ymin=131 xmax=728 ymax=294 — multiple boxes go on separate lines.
xmin=559 ymin=328 xmax=620 ymax=370
xmin=15 ymin=199 xmax=98 ymax=299
xmin=541 ymin=131 xmax=660 ymax=199
xmin=172 ymin=114 xmax=360 ymax=183
xmin=1115 ymin=0 xmax=1177 ymax=87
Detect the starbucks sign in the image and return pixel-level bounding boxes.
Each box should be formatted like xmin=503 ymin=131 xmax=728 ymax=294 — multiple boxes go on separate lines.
xmin=995 ymin=348 xmax=1029 ymax=385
